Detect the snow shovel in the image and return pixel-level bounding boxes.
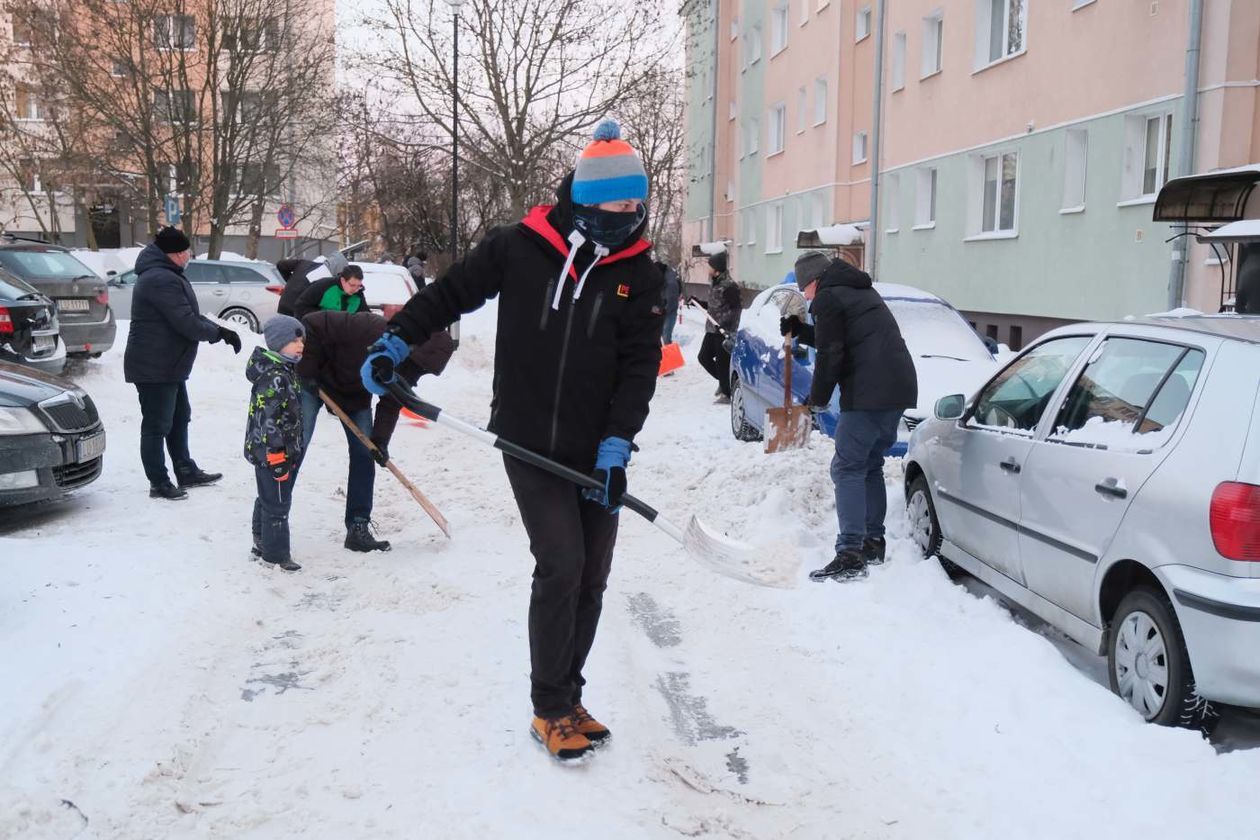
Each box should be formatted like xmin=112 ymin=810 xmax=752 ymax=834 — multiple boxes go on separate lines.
xmin=317 ymin=389 xmax=451 ymax=538
xmin=764 ymin=333 xmax=814 ymax=454
xmin=658 ymin=342 xmax=685 ymax=376
xmin=375 ymin=373 xmax=798 ymax=588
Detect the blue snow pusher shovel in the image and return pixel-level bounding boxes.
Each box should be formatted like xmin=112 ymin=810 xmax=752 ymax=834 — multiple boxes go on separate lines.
xmin=377 ymin=372 xmax=798 ymax=588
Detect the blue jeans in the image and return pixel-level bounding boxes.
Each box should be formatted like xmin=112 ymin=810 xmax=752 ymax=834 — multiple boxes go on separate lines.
xmin=135 ymin=382 xmax=194 ymax=485
xmin=662 ymin=303 xmax=679 ymax=344
xmin=253 ymin=463 xmax=300 ymax=562
xmin=301 ymin=386 xmax=376 ymax=528
xmin=831 ymin=409 xmax=902 ymax=553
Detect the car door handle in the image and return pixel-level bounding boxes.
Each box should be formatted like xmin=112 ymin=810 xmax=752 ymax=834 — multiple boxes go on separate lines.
xmin=1095 ymin=479 xmax=1127 ymax=499
xmin=999 ymin=457 xmax=1021 ymax=474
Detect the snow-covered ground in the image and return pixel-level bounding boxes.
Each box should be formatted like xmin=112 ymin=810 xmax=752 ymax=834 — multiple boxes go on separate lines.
xmin=3 ymin=307 xmax=1259 ymax=839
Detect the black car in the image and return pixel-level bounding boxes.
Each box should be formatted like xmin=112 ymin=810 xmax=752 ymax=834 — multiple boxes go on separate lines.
xmin=0 ymin=360 xmax=105 ymax=504
xmin=0 ymin=237 xmax=116 ymax=358
xmin=0 ymin=268 xmax=64 ymax=374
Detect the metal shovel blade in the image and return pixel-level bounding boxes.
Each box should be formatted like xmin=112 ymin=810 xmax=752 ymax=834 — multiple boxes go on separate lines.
xmin=682 ymin=516 xmax=800 ymax=589
xmin=764 ymin=405 xmax=814 ymax=454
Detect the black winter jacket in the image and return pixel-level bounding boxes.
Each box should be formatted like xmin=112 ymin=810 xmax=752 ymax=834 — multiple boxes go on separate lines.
xmin=277 ymin=259 xmax=320 ymax=317
xmin=298 ymin=311 xmax=388 ymax=414
xmin=802 ymin=260 xmax=918 ymax=411
xmin=293 ymin=277 xmax=368 ymax=321
xmin=243 ymin=347 xmax=305 ymax=466
xmin=123 ymin=244 xmax=222 ymax=383
xmin=704 ymin=271 xmax=742 ymax=334
xmin=388 ymin=172 xmax=664 ymax=470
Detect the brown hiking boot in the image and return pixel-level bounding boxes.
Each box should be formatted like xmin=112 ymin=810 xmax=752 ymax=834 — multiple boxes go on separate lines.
xmin=572 ymin=704 xmax=611 ymax=746
xmin=530 ymin=714 xmax=593 ymax=762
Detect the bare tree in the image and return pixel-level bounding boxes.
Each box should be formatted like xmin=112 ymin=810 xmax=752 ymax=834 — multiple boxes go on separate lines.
xmin=617 ymin=67 xmax=686 ymax=265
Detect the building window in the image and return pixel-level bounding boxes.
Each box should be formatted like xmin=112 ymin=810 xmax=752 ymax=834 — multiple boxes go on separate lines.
xmin=796 ymin=86 xmax=807 ymax=132
xmin=21 ymin=160 xmax=43 ymax=193
xmin=856 ymin=5 xmax=872 ymax=41
xmin=768 ymin=104 xmax=786 ymax=154
xmin=110 ymin=59 xmax=130 ymax=78
xmin=975 ymin=151 xmax=1018 ymax=233
xmin=729 ymin=99 xmax=736 ymax=120
xmin=800 ymin=0 xmax=810 ymax=25
xmin=891 ymin=32 xmax=906 ymax=91
xmin=812 ymin=193 xmax=827 ymax=228
xmin=14 ymin=85 xmax=46 ymax=121
xmin=154 ymin=14 xmax=196 ymax=50
xmin=11 ymin=18 xmax=33 ymax=46
xmin=164 ymin=161 xmax=198 ymax=195
xmin=747 ymin=118 xmax=759 ymax=155
xmin=922 ymin=13 xmax=943 ymax=77
xmin=766 ymin=203 xmax=784 ymax=253
xmin=154 ymin=89 xmax=195 ymax=124
xmin=915 ymin=167 xmax=937 ymax=227
xmin=730 ymin=17 xmax=739 ymax=41
xmin=852 ymin=131 xmax=868 ymax=164
xmin=975 ymin=0 xmax=1024 ymax=68
xmin=1062 ymin=128 xmax=1088 ymax=211
xmin=885 ymin=173 xmax=900 ymax=232
xmin=223 ymin=17 xmax=279 ymax=54
xmin=1123 ymin=112 xmax=1172 ymax=199
xmin=771 ymin=3 xmax=789 ymax=54
xmin=813 ymin=77 xmax=827 ymax=125
xmin=745 ymin=208 xmax=757 ymax=246
xmin=750 ymin=25 xmax=762 ymax=64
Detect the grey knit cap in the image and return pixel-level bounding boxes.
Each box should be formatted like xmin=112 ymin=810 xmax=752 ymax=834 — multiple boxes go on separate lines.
xmin=794 ymin=251 xmax=831 ymax=289
xmin=263 ymin=314 xmax=305 ymax=352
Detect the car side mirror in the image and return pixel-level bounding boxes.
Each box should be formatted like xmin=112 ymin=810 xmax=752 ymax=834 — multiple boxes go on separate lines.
xmin=934 ymin=394 xmax=966 ymax=420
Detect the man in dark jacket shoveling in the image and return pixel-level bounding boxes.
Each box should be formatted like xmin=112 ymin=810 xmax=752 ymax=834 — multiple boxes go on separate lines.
xmin=123 ymin=226 xmax=241 ymax=500
xmin=689 ymin=251 xmax=742 ymax=402
xmin=362 ymin=120 xmax=664 ymax=763
xmin=782 ymin=251 xmax=917 ymax=582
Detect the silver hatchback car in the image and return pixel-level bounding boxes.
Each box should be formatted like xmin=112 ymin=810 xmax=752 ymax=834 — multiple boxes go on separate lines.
xmin=905 ymin=315 xmax=1260 ymax=729
xmin=108 ymin=259 xmax=283 ymax=332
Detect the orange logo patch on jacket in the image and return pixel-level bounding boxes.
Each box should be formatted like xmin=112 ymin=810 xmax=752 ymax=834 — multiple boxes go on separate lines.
xmin=617 ymin=284 xmax=630 ymax=298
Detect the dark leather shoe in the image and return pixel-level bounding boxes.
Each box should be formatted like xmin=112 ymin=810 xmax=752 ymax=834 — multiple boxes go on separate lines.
xmin=177 ymin=469 xmax=223 ymax=488
xmin=863 ymin=537 xmax=887 ymax=565
xmin=149 ymin=482 xmax=188 ymax=501
xmin=809 ymin=549 xmax=869 ymax=582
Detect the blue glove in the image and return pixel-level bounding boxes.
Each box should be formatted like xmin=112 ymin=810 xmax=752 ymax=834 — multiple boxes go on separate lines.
xmin=583 ymin=436 xmax=632 ymax=512
xmin=361 ymin=332 xmax=411 ymax=396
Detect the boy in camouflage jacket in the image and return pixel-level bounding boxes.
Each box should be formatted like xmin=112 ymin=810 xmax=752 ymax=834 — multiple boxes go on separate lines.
xmin=244 ymin=315 xmax=307 ymax=571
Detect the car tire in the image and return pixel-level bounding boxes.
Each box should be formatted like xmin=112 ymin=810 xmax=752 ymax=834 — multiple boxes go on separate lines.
xmin=1107 ymin=587 xmax=1218 ymax=734
xmin=906 ymin=475 xmax=960 ymax=577
xmin=730 ymin=372 xmax=762 ymax=442
xmin=221 ymin=307 xmax=260 ymax=333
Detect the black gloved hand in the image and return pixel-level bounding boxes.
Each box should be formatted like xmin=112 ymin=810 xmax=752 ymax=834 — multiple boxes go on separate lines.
xmin=218 ymin=326 xmax=242 ymax=354
xmin=722 ymin=336 xmax=735 ymax=353
xmin=369 ymin=439 xmax=389 ymax=467
xmin=780 ymin=315 xmax=804 ymax=337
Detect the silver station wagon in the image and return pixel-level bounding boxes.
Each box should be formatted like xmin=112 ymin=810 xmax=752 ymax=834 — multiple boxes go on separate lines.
xmin=905 ymin=315 xmax=1260 ymax=730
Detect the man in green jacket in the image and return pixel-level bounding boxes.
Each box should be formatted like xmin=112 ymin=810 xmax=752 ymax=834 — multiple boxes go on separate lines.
xmin=293 ymin=264 xmax=367 ymax=319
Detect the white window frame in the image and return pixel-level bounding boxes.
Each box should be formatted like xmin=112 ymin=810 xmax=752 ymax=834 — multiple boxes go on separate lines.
xmin=1122 ymin=111 xmax=1172 ymax=202
xmin=745 ymin=207 xmax=757 ymax=246
xmin=730 ymin=18 xmax=739 ymax=42
xmin=852 ymin=130 xmax=868 ymax=165
xmin=154 ymin=14 xmax=196 ymax=50
xmin=884 ymin=173 xmax=900 ymax=233
xmin=968 ymin=150 xmax=1019 ymax=237
xmin=750 ymin=25 xmax=762 ymax=64
xmin=767 ymin=103 xmax=786 ymax=155
xmin=813 ymin=77 xmax=827 ymax=126
xmin=855 ymin=5 xmax=872 ymax=42
xmin=747 ymin=117 xmax=760 ymax=155
xmin=922 ymin=12 xmax=943 ymax=78
xmin=15 ymin=86 xmax=46 ymax=121
xmin=770 ymin=3 xmax=789 ymax=55
xmin=800 ymin=0 xmax=810 ymax=26
xmin=766 ymin=203 xmax=784 ymax=253
xmin=796 ymin=86 xmax=807 ymax=133
xmin=915 ymin=167 xmax=938 ymax=228
xmin=1061 ymin=128 xmax=1088 ymax=213
xmin=974 ymin=0 xmax=1025 ymax=71
xmin=891 ymin=31 xmax=906 ymax=91
xmin=729 ymin=99 xmax=737 ymax=121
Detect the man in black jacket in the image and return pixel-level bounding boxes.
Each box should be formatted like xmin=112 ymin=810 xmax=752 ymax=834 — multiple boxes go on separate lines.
xmin=123 ymin=227 xmax=241 ymax=500
xmin=690 ymin=251 xmax=742 ymax=401
xmin=361 ymin=120 xmax=662 ymax=763
xmin=277 ymin=252 xmax=348 ymax=317
xmin=293 ymin=264 xmax=367 ymax=320
xmin=782 ymin=251 xmax=918 ymax=582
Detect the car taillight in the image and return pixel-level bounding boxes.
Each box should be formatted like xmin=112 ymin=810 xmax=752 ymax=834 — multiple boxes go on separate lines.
xmin=265 ymin=285 xmax=283 ymax=295
xmin=0 ymin=306 xmax=11 ymax=334
xmin=96 ymin=289 xmax=109 ymax=305
xmin=382 ymin=304 xmax=402 ymax=320
xmin=1210 ymin=482 xmax=1260 ymax=561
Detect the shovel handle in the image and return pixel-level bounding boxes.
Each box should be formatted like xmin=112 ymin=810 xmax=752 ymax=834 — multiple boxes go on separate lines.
xmin=783 ymin=333 xmax=794 ymax=407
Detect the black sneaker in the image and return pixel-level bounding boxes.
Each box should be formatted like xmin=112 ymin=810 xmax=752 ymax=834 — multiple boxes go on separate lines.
xmin=149 ymin=482 xmax=188 ymax=501
xmin=809 ymin=549 xmax=869 ymax=583
xmin=863 ymin=537 xmax=887 ymax=566
xmin=345 ymin=520 xmax=392 ymax=552
xmin=177 ymin=468 xmax=223 ymax=488
xmin=265 ymin=557 xmax=302 ymax=572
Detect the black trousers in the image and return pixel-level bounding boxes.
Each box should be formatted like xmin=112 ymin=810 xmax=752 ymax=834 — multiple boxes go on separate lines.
xmin=698 ymin=331 xmax=731 ymax=396
xmin=503 ymin=454 xmax=619 ymax=718
xmin=135 ymin=382 xmax=194 ymax=486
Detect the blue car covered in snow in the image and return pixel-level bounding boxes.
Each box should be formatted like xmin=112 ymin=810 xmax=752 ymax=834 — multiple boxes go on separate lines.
xmin=728 ymin=281 xmax=999 ymax=454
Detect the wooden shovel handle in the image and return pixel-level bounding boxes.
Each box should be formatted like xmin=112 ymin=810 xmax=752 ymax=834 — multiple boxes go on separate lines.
xmin=783 ymin=333 xmax=794 ymax=407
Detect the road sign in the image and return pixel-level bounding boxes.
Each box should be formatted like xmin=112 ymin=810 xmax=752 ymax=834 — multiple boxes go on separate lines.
xmin=276 ymin=203 xmax=296 ymax=229
xmin=165 ymin=193 xmax=180 ymax=226
xmin=275 ymin=228 xmax=298 ymax=239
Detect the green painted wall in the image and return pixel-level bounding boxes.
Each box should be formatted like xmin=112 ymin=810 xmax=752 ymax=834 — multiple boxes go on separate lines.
xmin=683 ymin=0 xmax=717 ymax=227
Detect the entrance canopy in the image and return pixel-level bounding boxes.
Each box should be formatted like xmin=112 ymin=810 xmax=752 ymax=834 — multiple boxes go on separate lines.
xmin=1154 ymin=164 xmax=1260 ymax=224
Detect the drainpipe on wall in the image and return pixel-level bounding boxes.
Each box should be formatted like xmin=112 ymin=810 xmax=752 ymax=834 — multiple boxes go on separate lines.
xmin=1168 ymin=0 xmax=1204 ymax=310
xmin=868 ymin=0 xmax=887 ymax=279
xmin=708 ymin=0 xmax=720 ymax=249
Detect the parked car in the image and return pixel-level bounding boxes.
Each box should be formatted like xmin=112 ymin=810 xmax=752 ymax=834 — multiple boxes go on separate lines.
xmin=0 ymin=238 xmax=116 ymax=357
xmin=0 ymin=268 xmax=65 ymax=374
xmin=728 ymin=281 xmax=998 ymax=453
xmin=352 ymin=262 xmax=420 ymax=319
xmin=0 ymin=360 xmax=105 ymax=504
xmin=904 ymin=315 xmax=1260 ymax=729
xmin=109 ymin=259 xmax=284 ymax=332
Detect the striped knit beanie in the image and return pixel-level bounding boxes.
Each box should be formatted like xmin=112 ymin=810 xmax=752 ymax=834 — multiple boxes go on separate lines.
xmin=571 ymin=120 xmax=649 ymax=206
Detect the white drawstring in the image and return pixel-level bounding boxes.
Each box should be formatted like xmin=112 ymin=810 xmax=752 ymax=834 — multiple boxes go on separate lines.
xmin=552 ymin=230 xmax=586 ymax=310
xmin=572 ymin=244 xmax=609 ymax=304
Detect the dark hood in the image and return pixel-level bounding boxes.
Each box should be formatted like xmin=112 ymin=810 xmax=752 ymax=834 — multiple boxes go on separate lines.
xmin=245 ymin=346 xmax=293 ymax=385
xmin=0 ymin=359 xmax=76 ymax=406
xmin=818 ymin=259 xmax=874 ymax=291
xmin=134 ymin=242 xmax=184 ymax=277
xmin=544 ymin=171 xmax=650 ymax=253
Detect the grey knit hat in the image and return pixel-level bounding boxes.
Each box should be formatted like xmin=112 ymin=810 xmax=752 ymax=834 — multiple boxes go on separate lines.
xmin=794 ymin=251 xmax=831 ymax=289
xmin=263 ymin=314 xmax=305 ymax=353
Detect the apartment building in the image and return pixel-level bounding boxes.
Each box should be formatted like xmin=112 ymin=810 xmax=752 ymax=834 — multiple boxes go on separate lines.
xmin=684 ymin=0 xmax=1260 ymax=346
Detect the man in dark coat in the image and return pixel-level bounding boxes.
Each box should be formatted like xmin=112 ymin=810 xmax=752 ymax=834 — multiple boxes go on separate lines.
xmin=277 ymin=252 xmax=348 ymax=317
xmin=123 ymin=226 xmax=241 ymax=500
xmin=297 ymin=310 xmax=392 ymax=552
xmin=781 ymin=251 xmax=918 ymax=582
xmin=689 ymin=251 xmax=742 ymax=401
xmin=1234 ymin=244 xmax=1260 ymax=314
xmin=656 ymin=259 xmax=683 ymax=344
xmin=361 ymin=120 xmax=663 ymax=763
xmin=293 ymin=264 xmax=367 ymax=320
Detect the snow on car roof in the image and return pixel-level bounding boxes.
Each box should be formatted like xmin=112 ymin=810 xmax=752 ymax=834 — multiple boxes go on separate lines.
xmin=875 ymin=282 xmax=945 ymax=303
xmin=1120 ymin=313 xmax=1260 ymax=345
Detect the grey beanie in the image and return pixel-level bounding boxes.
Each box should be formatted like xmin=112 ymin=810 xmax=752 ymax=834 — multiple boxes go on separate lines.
xmin=263 ymin=314 xmax=305 ymax=353
xmin=325 ymin=251 xmax=349 ymax=276
xmin=794 ymin=251 xmax=831 ymax=289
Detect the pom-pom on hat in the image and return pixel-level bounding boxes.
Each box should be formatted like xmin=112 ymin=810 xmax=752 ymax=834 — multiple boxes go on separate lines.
xmin=571 ymin=120 xmax=649 ymax=206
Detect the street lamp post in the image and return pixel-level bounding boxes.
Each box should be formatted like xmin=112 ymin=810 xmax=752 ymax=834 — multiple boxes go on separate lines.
xmin=447 ymin=0 xmax=464 ymax=347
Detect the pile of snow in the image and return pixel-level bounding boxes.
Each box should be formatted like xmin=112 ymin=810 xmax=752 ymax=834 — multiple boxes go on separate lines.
xmin=68 ymin=246 xmax=144 ymax=279
xmin=695 ymin=241 xmax=728 ymax=256
xmin=195 ymin=250 xmax=266 ymax=263
xmin=803 ymin=223 xmax=863 ymax=246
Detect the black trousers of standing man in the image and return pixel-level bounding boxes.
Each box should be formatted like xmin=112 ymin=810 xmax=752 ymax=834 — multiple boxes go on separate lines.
xmin=697 ymin=331 xmax=731 ymax=397
xmin=503 ymin=454 xmax=619 ymax=719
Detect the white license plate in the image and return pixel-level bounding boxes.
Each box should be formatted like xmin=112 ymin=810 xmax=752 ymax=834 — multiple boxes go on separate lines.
xmin=32 ymin=335 xmax=55 ymax=351
xmin=77 ymin=431 xmax=106 ymax=461
xmin=58 ymin=298 xmax=90 ymax=312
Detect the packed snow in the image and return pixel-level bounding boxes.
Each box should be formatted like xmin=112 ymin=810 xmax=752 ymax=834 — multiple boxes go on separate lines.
xmin=3 ymin=307 xmax=1259 ymax=839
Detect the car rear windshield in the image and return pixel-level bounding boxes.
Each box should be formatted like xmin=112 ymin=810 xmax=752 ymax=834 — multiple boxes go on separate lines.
xmin=887 ymin=299 xmax=993 ymax=362
xmin=0 ymin=249 xmax=97 ymax=281
xmin=0 ymin=267 xmax=42 ymax=299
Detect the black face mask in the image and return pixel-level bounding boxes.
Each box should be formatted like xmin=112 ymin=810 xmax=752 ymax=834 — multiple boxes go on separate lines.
xmin=572 ymin=204 xmax=647 ymax=248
